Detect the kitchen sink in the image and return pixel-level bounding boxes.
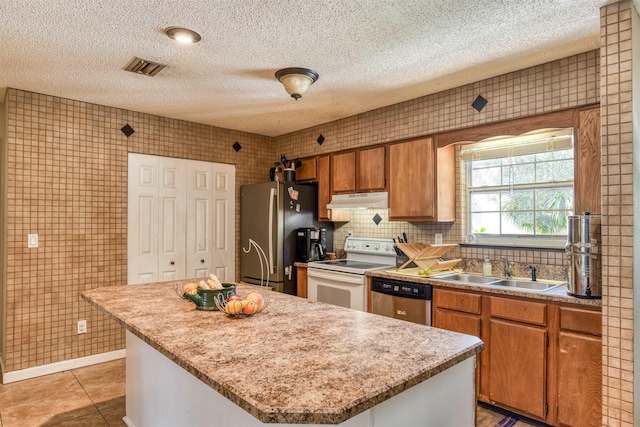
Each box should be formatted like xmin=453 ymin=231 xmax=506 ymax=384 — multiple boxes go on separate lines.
xmin=490 ymin=279 xmax=563 ymax=291
xmin=434 ymin=272 xmax=565 ymax=292
xmin=435 ymin=273 xmax=503 ymax=284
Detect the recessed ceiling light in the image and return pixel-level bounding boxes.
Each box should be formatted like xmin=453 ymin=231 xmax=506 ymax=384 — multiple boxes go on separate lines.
xmin=165 ymin=27 xmax=201 ymax=44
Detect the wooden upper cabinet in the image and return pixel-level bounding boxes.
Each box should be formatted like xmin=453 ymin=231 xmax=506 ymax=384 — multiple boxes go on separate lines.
xmin=330 ymin=151 xmax=356 ymax=193
xmin=330 ymin=147 xmax=386 ymax=194
xmin=295 ymin=157 xmax=317 ymax=182
xmin=388 ymin=137 xmax=455 ymax=221
xmin=574 ymin=108 xmax=601 ymax=215
xmin=318 ymin=155 xmax=350 ymax=222
xmin=356 ymin=146 xmax=386 ymax=191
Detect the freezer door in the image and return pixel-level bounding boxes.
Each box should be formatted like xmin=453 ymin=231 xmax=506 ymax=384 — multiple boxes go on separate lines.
xmin=240 ymin=182 xmax=284 ymax=287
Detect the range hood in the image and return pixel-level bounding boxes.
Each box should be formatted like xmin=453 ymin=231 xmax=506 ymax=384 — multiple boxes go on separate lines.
xmin=326 ymin=192 xmax=388 ymax=210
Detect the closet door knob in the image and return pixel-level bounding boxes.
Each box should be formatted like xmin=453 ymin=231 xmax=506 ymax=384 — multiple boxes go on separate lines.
xmin=170 ymin=261 xmax=175 ymax=265
xmin=201 ymin=259 xmax=205 ymax=263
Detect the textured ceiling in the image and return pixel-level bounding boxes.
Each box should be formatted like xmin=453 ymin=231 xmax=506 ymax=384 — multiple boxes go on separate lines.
xmin=0 ymin=0 xmax=618 ymax=137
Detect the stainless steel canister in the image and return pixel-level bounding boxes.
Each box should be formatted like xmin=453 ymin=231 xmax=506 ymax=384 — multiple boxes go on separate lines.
xmin=566 ymin=212 xmax=601 ymax=298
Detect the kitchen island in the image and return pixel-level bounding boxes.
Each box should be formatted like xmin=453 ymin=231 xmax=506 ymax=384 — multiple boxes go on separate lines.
xmin=82 ymin=281 xmax=483 ymax=426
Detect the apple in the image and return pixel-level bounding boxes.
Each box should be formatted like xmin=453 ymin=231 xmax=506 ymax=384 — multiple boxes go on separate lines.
xmin=226 ymin=294 xmax=242 ymax=302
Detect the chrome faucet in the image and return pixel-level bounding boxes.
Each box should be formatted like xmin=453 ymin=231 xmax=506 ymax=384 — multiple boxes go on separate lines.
xmin=501 ymin=256 xmax=515 ymax=278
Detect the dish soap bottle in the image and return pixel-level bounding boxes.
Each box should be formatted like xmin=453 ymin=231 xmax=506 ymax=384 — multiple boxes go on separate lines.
xmin=483 ymin=256 xmax=492 ymax=276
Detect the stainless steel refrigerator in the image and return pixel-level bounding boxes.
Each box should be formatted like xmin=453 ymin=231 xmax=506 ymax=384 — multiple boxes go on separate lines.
xmin=240 ymin=182 xmax=333 ymax=295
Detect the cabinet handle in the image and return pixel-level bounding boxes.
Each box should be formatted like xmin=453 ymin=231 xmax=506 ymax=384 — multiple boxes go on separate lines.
xmin=170 ymin=261 xmax=175 ymax=265
xmin=201 ymin=259 xmax=205 ymax=263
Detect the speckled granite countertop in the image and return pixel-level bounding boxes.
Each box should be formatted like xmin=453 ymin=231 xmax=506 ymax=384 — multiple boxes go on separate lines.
xmin=82 ymin=281 xmax=483 ymax=425
xmin=368 ymin=269 xmax=601 ymax=307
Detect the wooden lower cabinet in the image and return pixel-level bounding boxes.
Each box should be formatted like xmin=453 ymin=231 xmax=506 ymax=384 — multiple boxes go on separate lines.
xmin=489 ymin=319 xmax=547 ymax=420
xmin=296 ymin=265 xmax=308 ymax=298
xmin=433 ymin=288 xmax=482 ymax=398
xmin=557 ymin=306 xmax=602 ymax=427
xmin=431 ymin=286 xmax=601 ymax=427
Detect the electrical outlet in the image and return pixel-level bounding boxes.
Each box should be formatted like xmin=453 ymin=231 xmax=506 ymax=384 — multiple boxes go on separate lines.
xmin=434 ymin=233 xmax=443 ymax=244
xmin=77 ymin=320 xmax=87 ymax=334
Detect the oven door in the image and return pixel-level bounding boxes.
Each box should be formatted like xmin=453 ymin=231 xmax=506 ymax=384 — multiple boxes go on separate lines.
xmin=307 ymin=268 xmax=366 ymax=311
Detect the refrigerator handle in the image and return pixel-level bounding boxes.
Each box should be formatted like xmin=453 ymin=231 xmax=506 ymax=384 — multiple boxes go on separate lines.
xmin=268 ymin=187 xmax=276 ymax=274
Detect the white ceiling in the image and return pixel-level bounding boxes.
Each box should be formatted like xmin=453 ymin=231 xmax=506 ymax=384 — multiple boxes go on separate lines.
xmin=0 ymin=0 xmax=623 ymax=137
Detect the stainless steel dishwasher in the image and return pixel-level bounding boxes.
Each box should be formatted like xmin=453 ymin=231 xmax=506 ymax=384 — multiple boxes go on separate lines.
xmin=370 ymin=277 xmax=432 ymax=325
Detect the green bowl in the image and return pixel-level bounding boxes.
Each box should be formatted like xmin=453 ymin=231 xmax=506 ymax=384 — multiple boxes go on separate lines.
xmin=183 ymin=283 xmax=236 ymax=311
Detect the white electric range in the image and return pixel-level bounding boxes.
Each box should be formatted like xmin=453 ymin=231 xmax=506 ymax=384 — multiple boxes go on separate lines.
xmin=307 ymin=236 xmax=396 ymax=311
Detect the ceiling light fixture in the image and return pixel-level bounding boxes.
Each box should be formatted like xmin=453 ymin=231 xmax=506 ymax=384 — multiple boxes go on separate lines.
xmin=275 ymin=68 xmax=319 ymax=100
xmin=165 ymin=27 xmax=201 ymax=44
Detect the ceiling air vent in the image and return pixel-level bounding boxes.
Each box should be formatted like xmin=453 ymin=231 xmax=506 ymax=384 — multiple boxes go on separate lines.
xmin=124 ymin=57 xmax=167 ymax=77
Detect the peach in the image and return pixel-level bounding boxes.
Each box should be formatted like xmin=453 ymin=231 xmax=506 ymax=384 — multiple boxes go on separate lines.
xmin=245 ymin=292 xmax=265 ymax=311
xmin=242 ymin=300 xmax=257 ymax=315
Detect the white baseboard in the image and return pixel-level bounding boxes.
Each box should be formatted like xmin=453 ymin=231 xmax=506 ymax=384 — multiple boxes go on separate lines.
xmin=2 ymin=349 xmax=126 ymax=384
xmin=122 ymin=416 xmax=136 ymax=427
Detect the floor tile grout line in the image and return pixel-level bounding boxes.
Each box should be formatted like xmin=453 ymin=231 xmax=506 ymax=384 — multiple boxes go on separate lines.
xmin=69 ymin=369 xmax=111 ymax=426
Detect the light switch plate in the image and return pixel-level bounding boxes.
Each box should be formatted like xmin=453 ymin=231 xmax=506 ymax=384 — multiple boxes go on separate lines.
xmin=28 ymin=234 xmax=38 ymax=248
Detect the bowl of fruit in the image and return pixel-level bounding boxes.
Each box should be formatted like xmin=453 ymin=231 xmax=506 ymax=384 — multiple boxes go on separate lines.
xmin=176 ymin=275 xmax=236 ymax=311
xmin=214 ymin=290 xmax=269 ymax=318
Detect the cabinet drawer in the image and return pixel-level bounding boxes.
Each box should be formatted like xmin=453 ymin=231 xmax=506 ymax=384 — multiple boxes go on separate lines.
xmin=490 ymin=297 xmax=546 ymax=326
xmin=560 ymin=306 xmax=601 ymax=336
xmin=434 ymin=288 xmax=481 ymax=314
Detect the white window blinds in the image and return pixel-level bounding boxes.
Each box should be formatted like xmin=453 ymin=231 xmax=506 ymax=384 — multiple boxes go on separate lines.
xmin=460 ymin=128 xmax=574 ymax=161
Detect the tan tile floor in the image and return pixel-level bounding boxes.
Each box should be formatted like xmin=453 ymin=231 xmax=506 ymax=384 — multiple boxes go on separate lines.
xmin=0 ymin=359 xmax=548 ymax=427
xmin=0 ymin=359 xmax=126 ymax=427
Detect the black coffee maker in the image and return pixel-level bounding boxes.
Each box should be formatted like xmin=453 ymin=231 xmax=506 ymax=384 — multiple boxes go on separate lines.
xmin=296 ymin=227 xmax=328 ymax=262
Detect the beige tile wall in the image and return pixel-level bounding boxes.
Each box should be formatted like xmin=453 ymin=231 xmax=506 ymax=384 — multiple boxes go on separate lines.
xmin=275 ymin=50 xmax=600 ymax=279
xmin=3 ymin=89 xmax=273 ymax=372
xmin=2 ymin=18 xmax=623 ymax=417
xmin=600 ymin=1 xmax=636 ymax=425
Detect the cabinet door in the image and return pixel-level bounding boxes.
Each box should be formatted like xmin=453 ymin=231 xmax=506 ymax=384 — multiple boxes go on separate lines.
xmin=434 ymin=308 xmax=481 ymax=336
xmin=489 ymin=319 xmax=547 ymax=420
xmin=331 ymin=151 xmax=356 ymax=193
xmin=357 ymin=146 xmax=385 ymax=191
xmin=296 ymin=266 xmax=308 ymax=298
xmin=434 ymin=307 xmax=482 ymax=397
xmin=574 ymin=108 xmax=601 ymax=215
xmin=295 ymin=157 xmax=317 ymax=182
xmin=318 ymin=155 xmax=350 ymax=222
xmin=388 ymin=138 xmax=436 ymax=219
xmin=318 ymin=155 xmax=331 ymax=221
xmin=557 ymin=332 xmax=602 ymax=427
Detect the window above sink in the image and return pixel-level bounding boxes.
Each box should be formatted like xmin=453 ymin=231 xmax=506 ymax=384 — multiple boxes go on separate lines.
xmin=461 ymin=128 xmax=574 ymax=249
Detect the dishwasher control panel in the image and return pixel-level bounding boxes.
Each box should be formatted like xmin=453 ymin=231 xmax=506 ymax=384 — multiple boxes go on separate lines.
xmin=371 ymin=277 xmax=432 ymax=300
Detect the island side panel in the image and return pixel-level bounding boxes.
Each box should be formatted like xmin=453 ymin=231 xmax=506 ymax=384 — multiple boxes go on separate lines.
xmin=124 ymin=331 xmax=476 ymax=427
